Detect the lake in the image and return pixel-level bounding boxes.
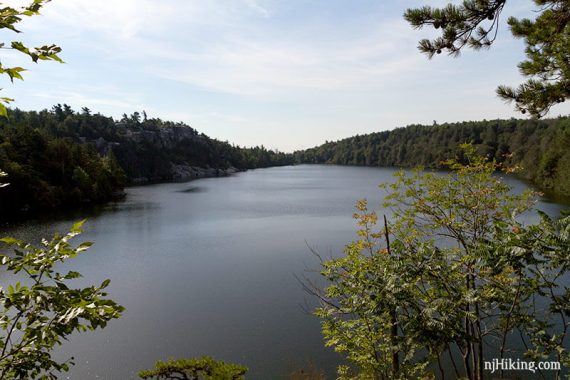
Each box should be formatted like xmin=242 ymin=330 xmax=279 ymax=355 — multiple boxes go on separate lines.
xmin=0 ymin=165 xmax=567 ymax=379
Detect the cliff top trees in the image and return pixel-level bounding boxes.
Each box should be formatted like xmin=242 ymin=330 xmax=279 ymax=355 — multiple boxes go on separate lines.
xmin=405 ymin=1 xmax=570 ymax=118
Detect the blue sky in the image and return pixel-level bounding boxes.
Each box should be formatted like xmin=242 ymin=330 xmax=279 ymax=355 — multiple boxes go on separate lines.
xmin=4 ymin=0 xmax=570 ymax=151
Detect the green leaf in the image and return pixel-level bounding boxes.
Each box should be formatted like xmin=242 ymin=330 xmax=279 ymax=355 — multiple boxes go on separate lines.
xmin=0 ymin=236 xmax=21 ymax=245
xmin=70 ymin=220 xmax=86 ymax=234
xmin=64 ymin=271 xmax=82 ymax=279
xmin=5 ymin=67 xmax=25 ymax=82
xmin=0 ymin=103 xmax=8 ymax=118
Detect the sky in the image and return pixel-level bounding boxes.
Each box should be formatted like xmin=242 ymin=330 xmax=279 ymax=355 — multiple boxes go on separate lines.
xmin=3 ymin=0 xmax=570 ymax=152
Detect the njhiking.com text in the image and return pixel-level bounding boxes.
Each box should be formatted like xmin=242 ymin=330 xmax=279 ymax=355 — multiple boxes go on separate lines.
xmin=484 ymin=358 xmax=561 ymax=374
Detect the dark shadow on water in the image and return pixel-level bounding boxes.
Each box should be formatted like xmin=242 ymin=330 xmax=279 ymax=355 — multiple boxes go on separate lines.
xmin=0 ymin=199 xmax=130 ymax=231
xmin=177 ymin=186 xmax=206 ymax=193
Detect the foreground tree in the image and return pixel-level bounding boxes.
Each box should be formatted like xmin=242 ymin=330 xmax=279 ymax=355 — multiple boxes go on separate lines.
xmin=0 ymin=3 xmax=124 ymax=378
xmin=314 ymin=145 xmax=570 ymax=379
xmin=138 ymin=357 xmax=248 ymax=380
xmin=0 ymin=221 xmax=124 ymax=379
xmin=0 ymin=0 xmax=63 ymax=116
xmin=405 ymin=1 xmax=570 ymax=118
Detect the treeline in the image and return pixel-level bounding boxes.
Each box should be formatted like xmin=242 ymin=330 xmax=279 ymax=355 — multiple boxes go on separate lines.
xmin=294 ymin=117 xmax=570 ymax=199
xmin=0 ymin=105 xmax=293 ymax=219
xmin=3 ymin=107 xmax=569 ymax=219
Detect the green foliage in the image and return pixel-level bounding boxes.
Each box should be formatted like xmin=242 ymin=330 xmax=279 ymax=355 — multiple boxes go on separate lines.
xmin=0 ymin=106 xmax=293 ymax=219
xmin=405 ymin=1 xmax=570 ymax=118
xmin=0 ymin=0 xmax=63 ymax=116
xmin=294 ymin=117 xmax=570 ymax=199
xmin=138 ymin=357 xmax=248 ymax=380
xmin=316 ymin=145 xmax=570 ymax=379
xmin=0 ymin=221 xmax=124 ymax=379
xmin=0 ymin=110 xmax=127 ymax=219
xmin=404 ymin=1 xmax=507 ymax=56
xmin=0 ymin=0 xmax=63 ymax=185
xmin=316 ymin=200 xmax=422 ymax=379
xmin=0 ymin=5 xmax=124 ymax=379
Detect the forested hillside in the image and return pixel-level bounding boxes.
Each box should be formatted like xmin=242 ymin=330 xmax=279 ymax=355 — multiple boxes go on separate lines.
xmin=294 ymin=117 xmax=570 ymax=199
xmin=0 ymin=105 xmax=293 ymax=219
xmin=3 ymin=107 xmax=569 ymax=220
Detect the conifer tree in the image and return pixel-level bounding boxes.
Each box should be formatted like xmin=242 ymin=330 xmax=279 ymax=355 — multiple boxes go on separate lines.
xmin=405 ymin=1 xmax=570 ymax=118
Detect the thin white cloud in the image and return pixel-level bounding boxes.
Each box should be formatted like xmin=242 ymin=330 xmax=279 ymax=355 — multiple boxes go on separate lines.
xmin=243 ymin=0 xmax=270 ymax=17
xmin=22 ymin=0 xmax=427 ymax=99
xmin=140 ymin=17 xmax=424 ymax=98
xmin=30 ymin=82 xmax=145 ymax=114
xmin=36 ymin=0 xmax=179 ymax=40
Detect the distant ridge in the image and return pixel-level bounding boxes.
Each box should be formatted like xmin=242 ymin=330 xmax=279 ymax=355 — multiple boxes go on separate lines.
xmin=294 ymin=117 xmax=570 ymax=200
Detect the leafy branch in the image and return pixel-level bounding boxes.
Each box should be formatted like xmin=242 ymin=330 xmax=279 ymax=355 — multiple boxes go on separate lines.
xmin=0 ymin=221 xmax=124 ymax=379
xmin=0 ymin=0 xmax=63 ymax=117
xmin=405 ymin=1 xmax=570 ymax=118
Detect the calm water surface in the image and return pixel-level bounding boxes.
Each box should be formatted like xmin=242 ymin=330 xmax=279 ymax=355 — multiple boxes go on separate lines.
xmin=1 ymin=165 xmax=567 ymax=379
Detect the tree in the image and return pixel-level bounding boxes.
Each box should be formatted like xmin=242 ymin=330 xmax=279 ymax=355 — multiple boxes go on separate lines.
xmin=314 ymin=145 xmax=570 ymax=379
xmin=293 ymin=117 xmax=570 ymax=198
xmin=0 ymin=0 xmax=63 ymax=186
xmin=405 ymin=1 xmax=570 ymax=118
xmin=0 ymin=221 xmax=124 ymax=379
xmin=0 ymin=0 xmax=63 ymax=117
xmin=138 ymin=357 xmax=248 ymax=380
xmin=0 ymin=3 xmax=124 ymax=379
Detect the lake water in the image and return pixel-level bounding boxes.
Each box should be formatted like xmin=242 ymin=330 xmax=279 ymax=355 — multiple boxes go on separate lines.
xmin=0 ymin=165 xmax=567 ymax=379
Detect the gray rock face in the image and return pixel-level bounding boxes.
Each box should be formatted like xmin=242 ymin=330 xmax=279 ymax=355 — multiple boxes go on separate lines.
xmin=171 ymin=164 xmax=239 ymax=181
xmin=125 ymin=125 xmax=201 ymax=149
xmin=83 ymin=122 xmax=241 ymax=185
